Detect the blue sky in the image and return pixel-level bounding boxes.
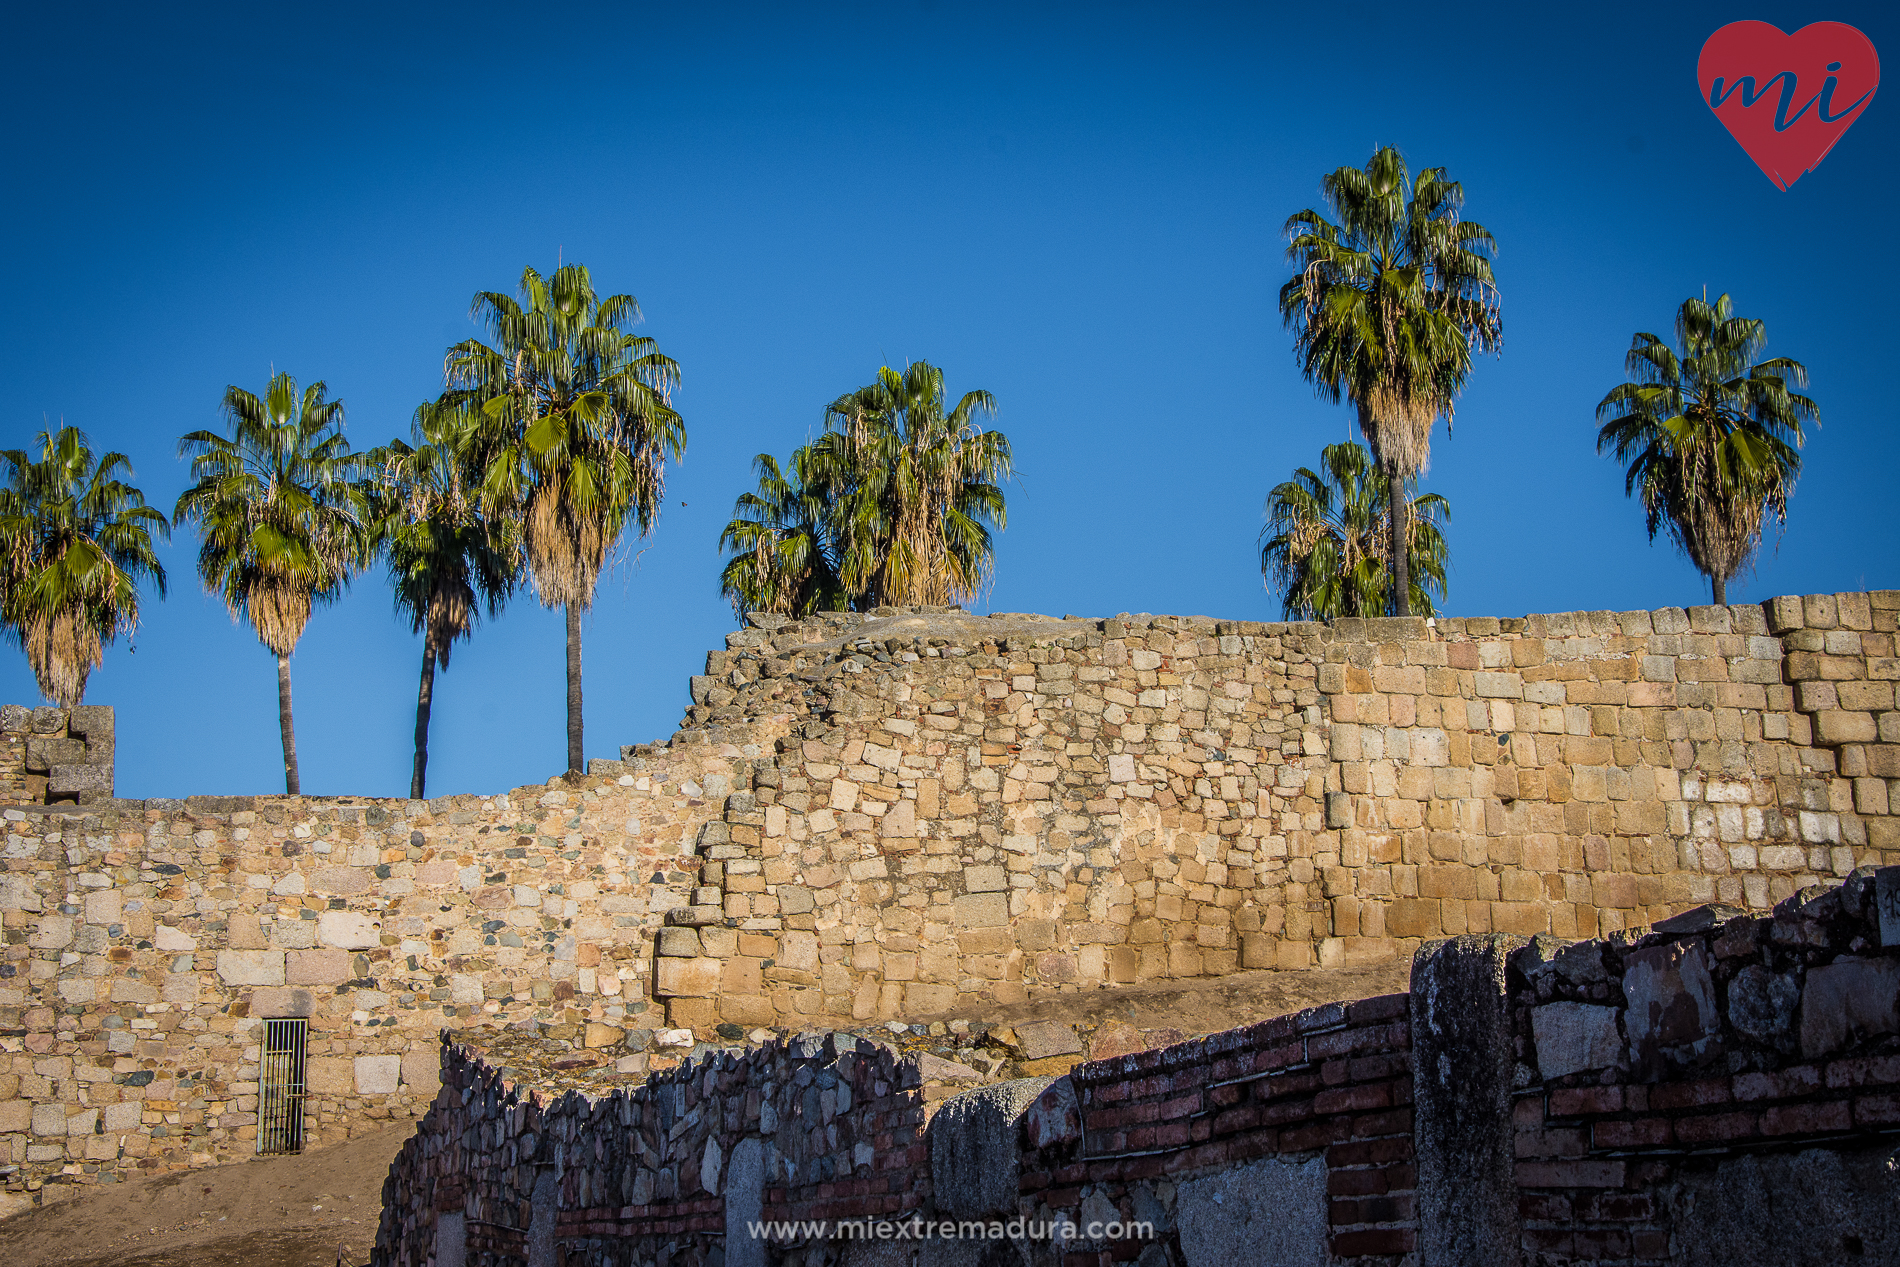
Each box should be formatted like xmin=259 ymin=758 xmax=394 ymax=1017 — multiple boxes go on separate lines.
xmin=2 ymin=2 xmax=1893 ymax=799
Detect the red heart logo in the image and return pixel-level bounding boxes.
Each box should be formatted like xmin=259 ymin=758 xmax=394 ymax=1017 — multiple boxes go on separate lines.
xmin=1697 ymin=21 xmax=1880 ymax=190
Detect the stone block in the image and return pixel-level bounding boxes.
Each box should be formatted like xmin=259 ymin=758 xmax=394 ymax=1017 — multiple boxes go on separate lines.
xmin=583 ymin=1023 xmax=624 ymax=1049
xmin=354 ymin=1054 xmax=401 ymax=1095
xmin=153 ymin=925 xmax=196 ymax=952
xmin=215 ymin=950 xmax=285 ymax=987
xmin=927 ymin=1076 xmax=1061 ymax=1219
xmin=1623 ymin=941 xmax=1721 ymax=1077
xmin=317 ymin=910 xmax=382 ymax=949
xmin=307 ymin=1057 xmax=353 ymax=1094
xmin=963 ymin=865 xmax=1008 ymax=893
xmin=953 ymin=892 xmax=1008 ymax=928
xmin=28 ymin=915 xmax=73 ymax=950
xmin=1800 ymin=957 xmax=1900 ymax=1059
xmin=250 ymin=987 xmax=315 ymax=1018
xmin=30 ymin=1103 xmax=64 ymax=1137
xmin=1178 ymin=1156 xmax=1329 ymax=1267
xmin=314 ymin=866 xmax=371 ymax=895
xmin=1014 ymin=1021 xmax=1083 ymax=1059
xmin=103 ymin=1101 xmax=142 ymax=1132
xmin=286 ymin=948 xmax=351 ymax=985
xmin=656 ymin=927 xmax=701 ymax=957
xmin=1412 ymin=934 xmax=1525 ymax=1267
xmin=1531 ymin=1002 xmax=1624 ymax=1077
xmin=401 ymin=1047 xmax=441 ymax=1093
xmin=1813 ymin=711 xmax=1878 ymax=745
xmin=655 ymin=957 xmax=723 ymax=997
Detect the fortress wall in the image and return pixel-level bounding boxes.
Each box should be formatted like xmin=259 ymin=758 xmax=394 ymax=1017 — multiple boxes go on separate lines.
xmin=0 ymin=735 xmax=764 ymax=1200
xmin=656 ymin=592 xmax=1900 ymax=1030
xmin=3 ymin=591 xmax=1899 ymax=1206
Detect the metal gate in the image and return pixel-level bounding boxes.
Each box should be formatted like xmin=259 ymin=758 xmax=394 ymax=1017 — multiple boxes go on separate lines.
xmin=258 ymin=1017 xmax=307 ymax=1155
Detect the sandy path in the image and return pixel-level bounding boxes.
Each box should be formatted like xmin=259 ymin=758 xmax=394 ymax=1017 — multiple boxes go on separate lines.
xmin=0 ymin=1125 xmax=412 ymax=1267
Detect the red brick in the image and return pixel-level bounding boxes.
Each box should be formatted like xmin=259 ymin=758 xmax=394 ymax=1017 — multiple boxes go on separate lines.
xmin=1761 ymin=1101 xmax=1851 ymax=1136
xmin=1326 ymin=1136 xmax=1413 ymax=1167
xmin=1733 ymin=1066 xmax=1822 ymax=1101
xmin=1316 ymin=1083 xmax=1393 ymax=1115
xmin=1329 ymin=1228 xmax=1415 ymax=1257
xmin=1519 ymin=1193 xmax=1574 ymax=1221
xmin=1549 ymin=1085 xmax=1624 ymax=1116
xmin=1573 ymin=1229 xmax=1633 ymax=1259
xmin=1672 ymin=1110 xmax=1758 ymax=1144
xmin=1648 ymin=1078 xmax=1731 ymax=1111
xmin=1856 ymin=1094 xmax=1900 ymax=1127
xmin=1211 ymin=1104 xmax=1262 ymax=1136
xmin=1583 ymin=1192 xmax=1655 ymax=1221
xmin=1592 ymin=1117 xmax=1671 ymax=1149
xmin=1329 ymin=1193 xmax=1415 ymax=1225
xmin=1351 ymin=1107 xmax=1414 ymax=1139
xmin=1281 ymin=1119 xmax=1348 ymax=1152
xmin=1516 ymin=1159 xmax=1626 ymax=1188
xmin=1828 ymin=1054 xmax=1900 ymax=1090
xmin=1347 ymin=993 xmax=1410 ymax=1024
xmin=1329 ymin=1168 xmax=1390 ymax=1197
xmin=1514 ymin=1124 xmax=1586 ymax=1160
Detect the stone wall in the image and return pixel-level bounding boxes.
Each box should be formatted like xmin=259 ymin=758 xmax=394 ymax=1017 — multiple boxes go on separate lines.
xmin=0 ymin=705 xmax=115 ymax=805
xmin=652 ymin=593 xmax=1900 ymax=1031
xmin=5 ymin=591 xmax=1900 ymax=1210
xmin=0 ymin=738 xmax=771 ymax=1203
xmin=373 ymin=866 xmax=1900 ymax=1267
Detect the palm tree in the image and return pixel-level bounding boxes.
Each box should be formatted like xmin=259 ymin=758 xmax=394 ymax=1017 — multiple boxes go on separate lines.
xmin=1280 ymin=146 xmax=1500 ymax=617
xmin=447 ymin=264 xmax=684 ymax=774
xmin=819 ymin=362 xmax=1013 ymax=609
xmin=1259 ymin=440 xmax=1448 ymax=621
xmin=367 ymin=400 xmax=520 ymax=799
xmin=718 ymin=447 xmax=847 ymax=619
xmin=175 ymin=373 xmax=368 ymax=794
xmin=1596 ymin=293 xmax=1815 ymax=605
xmin=0 ymin=427 xmax=168 ymax=706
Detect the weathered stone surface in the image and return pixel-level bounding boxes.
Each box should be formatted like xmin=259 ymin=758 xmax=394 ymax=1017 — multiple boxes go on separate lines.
xmin=655 ymin=957 xmax=722 ymax=998
xmin=286 ymin=948 xmax=351 ymax=985
xmin=1667 ymin=1145 xmax=1900 ymax=1266
xmin=317 ymin=910 xmax=381 ymax=949
xmin=927 ymin=1077 xmax=1057 ymax=1218
xmin=1530 ymin=1001 xmax=1624 ymax=1077
xmin=1799 ymin=957 xmax=1900 ymax=1058
xmin=724 ymin=1137 xmax=766 ymax=1267
xmin=1624 ymin=940 xmax=1722 ymax=1078
xmin=1412 ymin=934 xmax=1524 ymax=1267
xmin=215 ymin=950 xmax=285 ymax=987
xmin=1176 ymin=1156 xmax=1329 ymax=1267
xmin=1014 ymin=1021 xmax=1083 ymax=1059
xmin=1727 ymin=964 xmax=1800 ymax=1051
xmin=354 ymin=1054 xmax=401 ymax=1094
xmin=248 ymin=986 xmax=314 ymax=1018
xmin=1024 ymin=1075 xmax=1080 ymax=1148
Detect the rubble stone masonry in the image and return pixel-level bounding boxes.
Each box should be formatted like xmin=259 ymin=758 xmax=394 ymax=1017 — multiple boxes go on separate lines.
xmin=2 ymin=592 xmax=1898 ymax=1205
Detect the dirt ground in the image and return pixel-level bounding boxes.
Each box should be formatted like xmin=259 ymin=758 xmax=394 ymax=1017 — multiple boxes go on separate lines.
xmin=0 ymin=959 xmax=1411 ymax=1267
xmin=0 ymin=1125 xmax=412 ymax=1267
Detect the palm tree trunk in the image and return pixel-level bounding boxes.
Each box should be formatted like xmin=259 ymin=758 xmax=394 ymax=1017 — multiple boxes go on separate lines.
xmin=411 ymin=642 xmax=438 ymax=800
xmin=1388 ymin=467 xmax=1411 ymax=618
xmin=276 ymin=653 xmax=300 ymax=795
xmin=1712 ymin=575 xmax=1727 ymax=606
xmin=565 ymin=601 xmax=584 ymax=774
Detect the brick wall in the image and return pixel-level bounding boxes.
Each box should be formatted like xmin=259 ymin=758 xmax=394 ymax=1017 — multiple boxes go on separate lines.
xmin=1024 ymin=996 xmax=1416 ymax=1265
xmin=375 ymin=866 xmax=1900 ymax=1267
